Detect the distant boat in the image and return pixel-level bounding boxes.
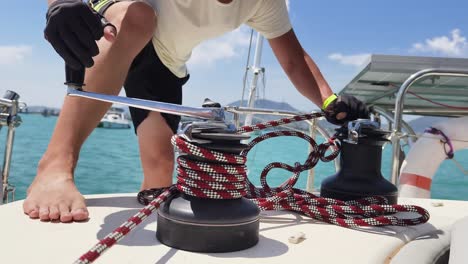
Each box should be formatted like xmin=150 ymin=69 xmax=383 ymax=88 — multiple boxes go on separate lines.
xmin=40 ymin=108 xmax=59 ymax=117
xmin=41 ymin=109 xmax=50 ymax=117
xmin=98 ymin=107 xmax=131 ymax=129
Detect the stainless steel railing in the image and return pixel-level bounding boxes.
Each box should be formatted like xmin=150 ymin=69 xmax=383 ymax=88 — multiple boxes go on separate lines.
xmin=390 ymin=69 xmax=468 ymax=185
xmin=1 ymin=91 xmax=22 ymax=205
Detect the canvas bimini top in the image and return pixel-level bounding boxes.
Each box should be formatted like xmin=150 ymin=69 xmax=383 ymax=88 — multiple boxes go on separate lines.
xmin=340 ymin=54 xmax=468 ymax=117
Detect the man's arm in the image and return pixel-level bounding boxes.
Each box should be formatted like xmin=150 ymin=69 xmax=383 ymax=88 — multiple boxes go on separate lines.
xmin=268 ymin=29 xmax=333 ymax=108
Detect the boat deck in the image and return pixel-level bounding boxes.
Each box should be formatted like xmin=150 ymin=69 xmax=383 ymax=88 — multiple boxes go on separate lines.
xmin=1 ymin=194 xmax=468 ymax=263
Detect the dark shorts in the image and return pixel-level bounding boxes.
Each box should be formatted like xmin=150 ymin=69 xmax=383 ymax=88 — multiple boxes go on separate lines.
xmin=126 ymin=43 xmax=189 ymax=134
xmin=89 ymin=0 xmax=189 ymax=134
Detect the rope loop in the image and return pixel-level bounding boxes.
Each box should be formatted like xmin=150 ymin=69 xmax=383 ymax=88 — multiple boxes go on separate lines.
xmin=239 ymin=114 xmax=429 ymax=228
xmin=318 ymin=139 xmax=341 ymax=162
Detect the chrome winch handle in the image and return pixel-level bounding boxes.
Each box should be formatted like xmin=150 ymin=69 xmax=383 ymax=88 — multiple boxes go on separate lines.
xmin=67 ymin=88 xmax=225 ymax=121
xmin=65 ymin=65 xmax=225 ymax=121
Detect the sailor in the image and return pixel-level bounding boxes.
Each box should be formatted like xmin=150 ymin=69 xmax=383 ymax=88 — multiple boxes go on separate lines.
xmin=24 ymin=0 xmax=369 ymax=222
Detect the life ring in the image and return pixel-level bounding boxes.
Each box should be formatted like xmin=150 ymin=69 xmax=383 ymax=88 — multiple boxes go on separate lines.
xmin=399 ymin=116 xmax=468 ymax=198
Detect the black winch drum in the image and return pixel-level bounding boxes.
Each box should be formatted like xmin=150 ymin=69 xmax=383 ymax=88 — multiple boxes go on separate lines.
xmin=157 ymin=120 xmax=260 ymax=253
xmin=157 ymin=194 xmax=260 ymax=252
xmin=320 ymin=121 xmax=399 ymax=204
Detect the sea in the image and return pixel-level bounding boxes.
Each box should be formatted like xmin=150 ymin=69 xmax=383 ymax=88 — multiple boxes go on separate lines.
xmin=2 ymin=114 xmax=468 ymax=201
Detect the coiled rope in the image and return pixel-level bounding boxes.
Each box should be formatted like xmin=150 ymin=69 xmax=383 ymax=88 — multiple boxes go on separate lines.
xmin=75 ymin=113 xmax=430 ymax=264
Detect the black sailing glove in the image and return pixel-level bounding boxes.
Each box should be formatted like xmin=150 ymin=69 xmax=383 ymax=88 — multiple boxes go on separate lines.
xmin=44 ymin=0 xmax=105 ymax=69
xmin=323 ymin=94 xmax=370 ymax=125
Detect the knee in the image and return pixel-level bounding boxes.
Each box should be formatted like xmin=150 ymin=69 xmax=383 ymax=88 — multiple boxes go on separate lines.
xmin=153 ymin=149 xmax=174 ymax=166
xmin=146 ymin=153 xmax=174 ymax=172
xmin=112 ymin=2 xmax=156 ymax=41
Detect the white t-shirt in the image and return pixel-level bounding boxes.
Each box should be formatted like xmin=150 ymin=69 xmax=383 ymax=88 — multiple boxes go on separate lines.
xmin=144 ymin=0 xmax=292 ymax=78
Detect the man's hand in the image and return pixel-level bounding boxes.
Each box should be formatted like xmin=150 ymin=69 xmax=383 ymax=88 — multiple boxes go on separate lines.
xmin=323 ymin=94 xmax=370 ymax=125
xmin=44 ymin=0 xmax=116 ymax=69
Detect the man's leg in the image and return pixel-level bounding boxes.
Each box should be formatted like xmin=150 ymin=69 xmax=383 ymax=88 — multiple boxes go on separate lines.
xmin=23 ymin=1 xmax=157 ymax=222
xmin=123 ymin=44 xmax=186 ymax=191
xmin=137 ymin=112 xmax=175 ymax=190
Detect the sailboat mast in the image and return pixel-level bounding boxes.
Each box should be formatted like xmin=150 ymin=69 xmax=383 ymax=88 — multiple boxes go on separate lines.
xmin=244 ymin=32 xmax=264 ymax=127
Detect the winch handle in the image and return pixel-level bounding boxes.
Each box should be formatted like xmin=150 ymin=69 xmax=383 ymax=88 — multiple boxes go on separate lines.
xmin=64 ymin=17 xmax=116 ymax=90
xmin=63 ymin=66 xmax=225 ymax=121
xmin=65 ymin=64 xmax=85 ymax=90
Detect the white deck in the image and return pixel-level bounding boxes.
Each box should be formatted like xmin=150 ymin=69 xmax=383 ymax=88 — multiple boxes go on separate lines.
xmin=1 ymin=194 xmax=468 ymax=264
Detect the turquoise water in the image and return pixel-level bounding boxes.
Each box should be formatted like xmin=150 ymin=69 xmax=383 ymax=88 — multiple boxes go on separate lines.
xmin=2 ymin=114 xmax=468 ymax=201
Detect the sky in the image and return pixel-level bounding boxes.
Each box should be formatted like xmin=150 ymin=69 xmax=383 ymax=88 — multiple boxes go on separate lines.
xmin=1 ymin=0 xmax=468 ymax=112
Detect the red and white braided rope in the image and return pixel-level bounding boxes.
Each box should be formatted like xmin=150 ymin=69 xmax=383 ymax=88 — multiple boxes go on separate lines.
xmin=173 ymin=134 xmax=248 ymax=199
xmin=240 ymin=131 xmax=428 ymax=227
xmin=75 ymin=113 xmax=430 ymax=263
xmin=237 ymin=113 xmax=323 ymax=133
xmin=75 ymin=187 xmax=176 ymax=264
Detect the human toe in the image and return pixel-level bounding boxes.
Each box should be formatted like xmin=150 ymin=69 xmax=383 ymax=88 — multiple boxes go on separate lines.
xmin=39 ymin=206 xmax=50 ymax=221
xmin=49 ymin=205 xmax=60 ymax=221
xmin=23 ymin=200 xmax=39 ymax=218
xmin=72 ymin=208 xmax=89 ymax=221
xmin=71 ymin=201 xmax=89 ymax=221
xmin=29 ymin=209 xmax=40 ymax=219
xmin=59 ymin=203 xmax=73 ymax=223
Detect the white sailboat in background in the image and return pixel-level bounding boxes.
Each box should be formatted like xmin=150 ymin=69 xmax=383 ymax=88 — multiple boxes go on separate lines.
xmin=98 ymin=106 xmax=131 ymax=129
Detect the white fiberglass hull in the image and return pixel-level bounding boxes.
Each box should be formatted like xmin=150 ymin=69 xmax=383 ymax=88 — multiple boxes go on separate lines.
xmin=1 ymin=194 xmax=467 ymax=264
xmin=99 ymin=120 xmax=131 ymax=129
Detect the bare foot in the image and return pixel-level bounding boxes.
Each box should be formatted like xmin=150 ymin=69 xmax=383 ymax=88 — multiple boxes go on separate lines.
xmin=23 ymin=173 xmax=88 ymax=223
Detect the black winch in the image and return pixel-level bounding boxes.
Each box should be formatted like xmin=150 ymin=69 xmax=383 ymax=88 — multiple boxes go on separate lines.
xmin=320 ymin=120 xmax=398 ymax=204
xmin=156 ymin=99 xmax=260 ymax=253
